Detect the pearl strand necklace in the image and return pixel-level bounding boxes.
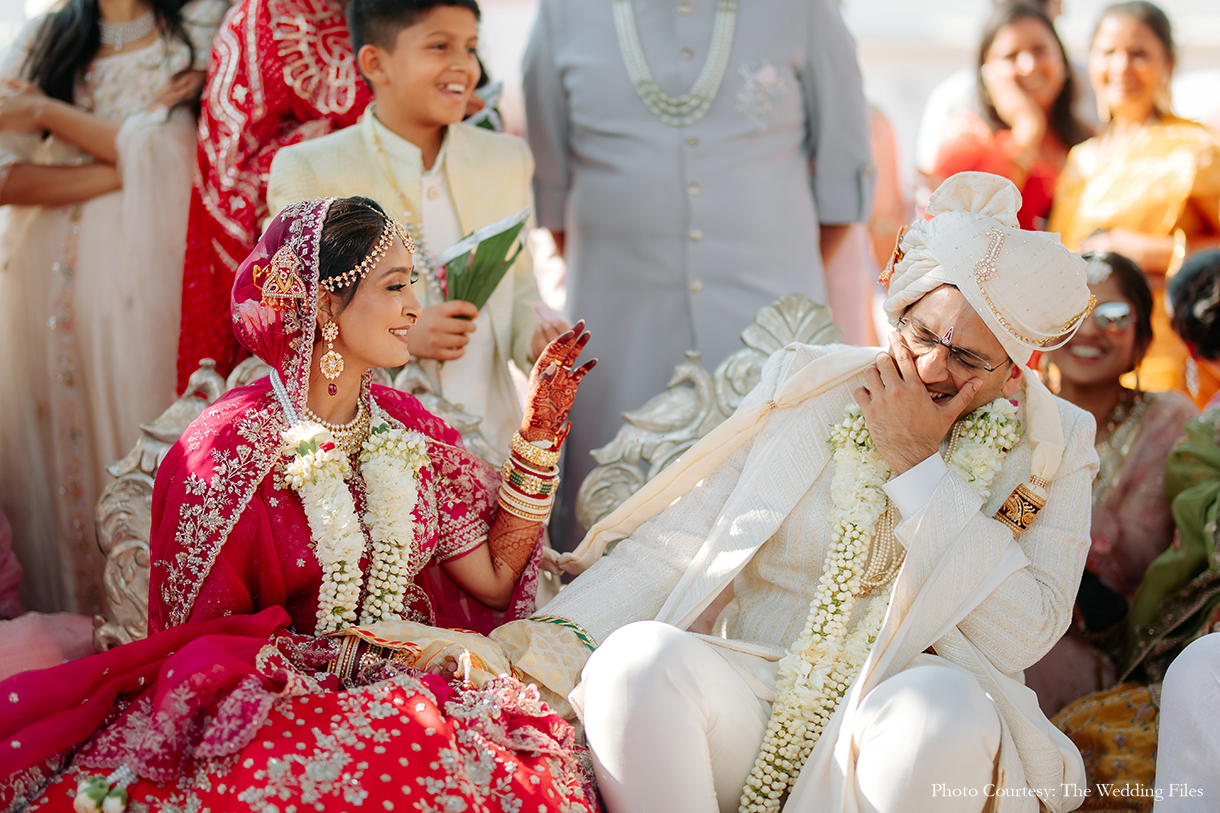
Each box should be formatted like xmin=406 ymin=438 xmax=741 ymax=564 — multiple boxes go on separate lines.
xmin=612 ymin=0 xmax=738 ymax=127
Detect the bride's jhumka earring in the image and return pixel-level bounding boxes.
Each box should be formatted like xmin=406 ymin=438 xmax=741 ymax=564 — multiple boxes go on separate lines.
xmin=320 ymin=322 xmax=343 ymax=396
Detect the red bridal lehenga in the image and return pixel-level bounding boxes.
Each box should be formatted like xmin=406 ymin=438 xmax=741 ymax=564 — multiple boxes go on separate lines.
xmin=176 ymin=0 xmax=373 ymax=391
xmin=0 ymin=199 xmax=598 ymax=813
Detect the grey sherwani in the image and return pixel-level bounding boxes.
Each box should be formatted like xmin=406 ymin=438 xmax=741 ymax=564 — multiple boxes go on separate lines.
xmin=523 ymin=0 xmax=875 ymax=545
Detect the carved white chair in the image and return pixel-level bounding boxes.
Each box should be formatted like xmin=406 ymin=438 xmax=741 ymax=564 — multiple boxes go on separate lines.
xmin=575 ymin=294 xmax=841 ymax=532
xmin=92 ymin=294 xmax=840 ymax=648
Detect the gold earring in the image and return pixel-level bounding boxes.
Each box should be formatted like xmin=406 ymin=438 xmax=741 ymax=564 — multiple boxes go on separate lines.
xmin=320 ymin=322 xmax=343 ymax=396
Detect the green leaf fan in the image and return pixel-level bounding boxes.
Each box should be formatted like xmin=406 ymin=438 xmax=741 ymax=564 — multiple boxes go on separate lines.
xmin=434 ymin=206 xmax=530 ymax=312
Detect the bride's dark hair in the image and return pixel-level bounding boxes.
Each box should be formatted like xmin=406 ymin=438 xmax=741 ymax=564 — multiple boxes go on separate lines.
xmin=23 ymin=0 xmax=196 ymax=106
xmin=318 ymin=196 xmax=394 ymax=310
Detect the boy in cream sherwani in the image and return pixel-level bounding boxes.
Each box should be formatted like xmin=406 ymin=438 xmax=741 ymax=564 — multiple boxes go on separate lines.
xmin=268 ymin=0 xmax=564 ymax=456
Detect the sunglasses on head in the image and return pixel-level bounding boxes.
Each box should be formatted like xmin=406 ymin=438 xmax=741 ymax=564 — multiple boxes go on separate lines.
xmin=1092 ymin=301 xmax=1134 ymax=332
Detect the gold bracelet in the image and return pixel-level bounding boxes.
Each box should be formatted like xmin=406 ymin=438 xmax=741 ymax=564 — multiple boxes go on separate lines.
xmin=1167 ymin=228 xmax=1187 ymax=279
xmin=526 ymin=614 xmax=598 ymax=651
xmin=499 ymin=494 xmax=553 ymax=519
xmin=502 ymin=458 xmax=559 ymax=497
xmin=504 ymin=469 xmax=558 ymax=497
xmin=501 ymin=455 xmax=558 ymax=480
xmin=328 ymin=634 xmax=363 ymax=682
xmin=499 ymin=485 xmax=554 ymax=510
xmin=510 ymin=431 xmax=560 ymax=468
xmin=505 ymin=453 xmax=559 ymax=478
xmin=497 ymin=493 xmax=550 ymax=522
xmin=498 ymin=484 xmax=554 ymax=511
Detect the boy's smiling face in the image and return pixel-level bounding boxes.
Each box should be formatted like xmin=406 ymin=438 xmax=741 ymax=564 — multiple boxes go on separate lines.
xmin=360 ymin=5 xmax=480 ymax=130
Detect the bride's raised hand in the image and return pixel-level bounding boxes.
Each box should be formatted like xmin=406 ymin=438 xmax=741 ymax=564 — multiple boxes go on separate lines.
xmin=521 ymin=320 xmax=596 ymax=445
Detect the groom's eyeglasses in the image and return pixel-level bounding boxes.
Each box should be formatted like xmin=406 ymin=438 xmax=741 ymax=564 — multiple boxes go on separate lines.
xmin=896 ymin=318 xmax=1004 ymax=375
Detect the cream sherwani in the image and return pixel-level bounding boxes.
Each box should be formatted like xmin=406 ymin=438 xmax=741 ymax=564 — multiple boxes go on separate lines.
xmin=267 ymin=109 xmax=542 ymax=451
xmin=543 ymin=343 xmax=1098 ymax=812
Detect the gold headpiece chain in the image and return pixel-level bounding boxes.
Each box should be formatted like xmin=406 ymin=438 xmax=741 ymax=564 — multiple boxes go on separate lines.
xmin=319 ymin=212 xmax=417 ymax=293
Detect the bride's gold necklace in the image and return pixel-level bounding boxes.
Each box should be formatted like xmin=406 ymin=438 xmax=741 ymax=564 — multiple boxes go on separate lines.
xmin=302 ymin=399 xmax=371 ymax=458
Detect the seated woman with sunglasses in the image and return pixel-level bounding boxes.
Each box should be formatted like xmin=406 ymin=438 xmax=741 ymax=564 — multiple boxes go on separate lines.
xmin=1045 ymin=253 xmax=1220 ymax=806
xmin=1023 ymin=252 xmax=1196 ymax=717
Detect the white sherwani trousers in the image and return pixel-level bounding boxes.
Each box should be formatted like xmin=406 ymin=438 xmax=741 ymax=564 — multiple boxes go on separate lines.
xmin=1153 ymin=633 xmax=1220 ymax=812
xmin=582 ymin=622 xmax=1002 ymax=813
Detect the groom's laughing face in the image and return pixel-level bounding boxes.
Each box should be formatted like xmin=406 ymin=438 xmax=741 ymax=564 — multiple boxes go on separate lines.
xmin=898 ymin=285 xmax=1022 ymax=413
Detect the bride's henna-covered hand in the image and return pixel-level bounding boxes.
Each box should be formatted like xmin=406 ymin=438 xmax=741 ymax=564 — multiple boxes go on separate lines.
xmin=521 ymin=320 xmax=596 ymax=445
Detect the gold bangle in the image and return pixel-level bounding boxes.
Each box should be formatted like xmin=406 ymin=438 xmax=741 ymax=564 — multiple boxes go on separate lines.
xmin=510 ymin=432 xmax=560 ymax=468
xmin=497 ymin=487 xmax=553 ymax=516
xmin=504 ymin=454 xmax=559 ymax=479
xmin=501 ymin=458 xmax=559 ymax=497
xmin=526 ymin=614 xmax=598 ymax=651
xmin=328 ymin=634 xmax=362 ymax=681
xmin=1167 ymin=228 xmax=1187 ymax=279
xmin=496 ymin=495 xmax=550 ymax=522
xmin=501 ymin=455 xmax=558 ymax=480
xmin=505 ymin=470 xmax=558 ymax=496
xmin=499 ymin=486 xmax=554 ymax=510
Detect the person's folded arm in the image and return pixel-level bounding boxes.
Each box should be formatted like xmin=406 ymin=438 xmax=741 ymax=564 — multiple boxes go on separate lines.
xmin=0 ymin=162 xmax=121 ymax=206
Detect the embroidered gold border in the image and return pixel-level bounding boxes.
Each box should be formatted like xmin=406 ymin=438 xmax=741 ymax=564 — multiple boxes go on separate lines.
xmin=994 ymin=483 xmax=1047 ymax=536
xmin=975 ymin=281 xmax=1096 ymax=349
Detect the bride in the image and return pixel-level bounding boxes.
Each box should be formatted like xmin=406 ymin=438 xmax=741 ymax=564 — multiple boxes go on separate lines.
xmin=0 ymin=196 xmax=598 ymax=813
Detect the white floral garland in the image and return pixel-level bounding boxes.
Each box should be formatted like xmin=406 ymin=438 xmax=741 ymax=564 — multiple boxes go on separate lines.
xmin=282 ymin=417 xmax=429 ymax=635
xmin=739 ymin=397 xmax=1020 ymax=813
xmin=358 ymin=425 xmax=429 ymax=625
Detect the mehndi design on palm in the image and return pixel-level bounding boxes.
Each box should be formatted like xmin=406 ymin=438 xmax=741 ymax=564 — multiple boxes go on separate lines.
xmin=522 ymin=319 xmax=596 ymax=445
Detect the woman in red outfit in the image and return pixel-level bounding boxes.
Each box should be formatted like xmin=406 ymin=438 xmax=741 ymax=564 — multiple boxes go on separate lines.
xmin=176 ymin=0 xmax=374 ymax=391
xmin=931 ymin=1 xmax=1091 ymax=230
xmin=0 ymin=197 xmax=598 ymax=813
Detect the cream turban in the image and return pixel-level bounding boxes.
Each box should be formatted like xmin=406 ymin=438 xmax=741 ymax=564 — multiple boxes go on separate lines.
xmin=883 ymin=172 xmax=1093 ymax=366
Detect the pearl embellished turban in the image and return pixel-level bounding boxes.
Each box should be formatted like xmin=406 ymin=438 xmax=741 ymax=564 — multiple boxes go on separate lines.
xmin=883 ymin=172 xmax=1094 ymax=366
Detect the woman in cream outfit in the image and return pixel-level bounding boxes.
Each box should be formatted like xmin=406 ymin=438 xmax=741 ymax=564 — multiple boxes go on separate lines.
xmin=0 ymin=0 xmax=225 ymax=615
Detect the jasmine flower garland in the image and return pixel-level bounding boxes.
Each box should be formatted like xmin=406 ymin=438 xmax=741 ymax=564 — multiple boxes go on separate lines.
xmin=739 ymin=397 xmax=1020 ymax=813
xmin=358 ymin=425 xmax=429 ymax=625
xmin=281 ymin=417 xmax=430 ymax=635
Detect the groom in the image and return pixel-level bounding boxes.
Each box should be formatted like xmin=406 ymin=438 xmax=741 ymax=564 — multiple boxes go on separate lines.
xmin=490 ymin=172 xmax=1099 ymax=813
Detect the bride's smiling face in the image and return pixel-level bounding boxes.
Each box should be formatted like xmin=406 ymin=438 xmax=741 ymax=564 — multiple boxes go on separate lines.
xmin=322 ymin=237 xmax=422 ymax=373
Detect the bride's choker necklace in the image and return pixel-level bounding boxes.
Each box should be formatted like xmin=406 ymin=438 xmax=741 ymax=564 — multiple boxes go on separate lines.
xmin=99 ymin=10 xmax=155 ymax=50
xmin=302 ymin=400 xmax=370 ymax=458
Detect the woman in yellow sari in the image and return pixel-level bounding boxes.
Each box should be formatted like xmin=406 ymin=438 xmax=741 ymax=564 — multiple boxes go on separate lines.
xmin=1048 ymin=1 xmax=1220 ymax=406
